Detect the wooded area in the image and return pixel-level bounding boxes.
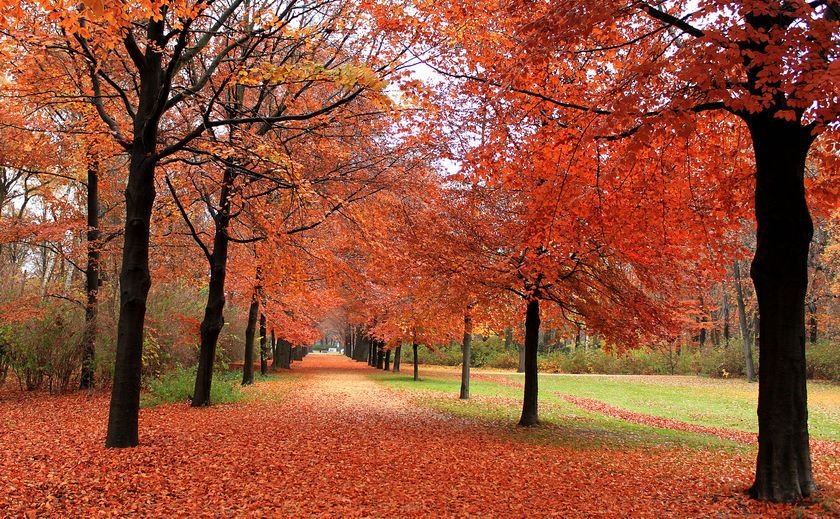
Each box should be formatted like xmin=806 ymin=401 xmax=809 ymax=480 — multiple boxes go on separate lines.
xmin=0 ymin=0 xmax=837 ymax=509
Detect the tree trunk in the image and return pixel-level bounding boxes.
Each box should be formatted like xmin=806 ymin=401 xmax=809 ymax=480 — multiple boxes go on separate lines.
xmin=519 ymin=298 xmax=540 ymax=427
xmin=275 ymin=339 xmax=290 ymax=369
xmin=271 ymin=329 xmax=278 ymax=370
xmin=259 ymin=313 xmax=268 ymax=376
xmin=384 ymin=349 xmax=391 ymax=371
xmin=105 ymin=114 xmax=159 ymax=448
xmin=393 ymin=344 xmax=401 ymax=373
xmin=723 ymin=287 xmax=731 ymax=348
xmin=191 ymin=169 xmax=233 ymax=406
xmin=412 ymin=342 xmax=419 ymax=381
xmin=242 ymin=292 xmax=259 ymax=386
xmin=80 ymin=160 xmax=100 ymax=390
xmin=734 ymin=261 xmax=756 ymax=382
xmin=105 ymin=21 xmax=167 ymax=448
xmin=460 ymin=310 xmax=473 ymax=400
xmin=376 ymin=342 xmax=384 ymax=369
xmin=371 ymin=340 xmax=377 ymax=366
xmin=517 ymin=344 xmax=525 ymax=373
xmin=745 ymin=114 xmax=814 ymax=502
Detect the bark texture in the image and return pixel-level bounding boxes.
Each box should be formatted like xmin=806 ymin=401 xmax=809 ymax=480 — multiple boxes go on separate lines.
xmin=746 ymin=114 xmax=814 ymax=502
xmin=460 ymin=310 xmax=473 ymax=400
xmin=242 ymin=293 xmax=259 ymax=386
xmin=519 ymin=298 xmax=540 ymax=427
xmin=80 ymin=161 xmax=99 ymax=390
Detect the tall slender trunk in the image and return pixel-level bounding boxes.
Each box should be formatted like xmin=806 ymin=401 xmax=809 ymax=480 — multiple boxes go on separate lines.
xmin=105 ymin=20 xmax=166 ymax=448
xmin=376 ymin=342 xmax=384 ymax=369
xmin=460 ymin=309 xmax=473 ymax=400
xmin=259 ymin=313 xmax=268 ymax=376
xmin=393 ymin=344 xmax=401 ymax=373
xmin=242 ymin=291 xmax=259 ymax=386
xmin=734 ymin=261 xmax=756 ymax=381
xmin=271 ymin=329 xmax=278 ymax=370
xmin=722 ymin=287 xmax=731 ymax=348
xmin=745 ymin=113 xmax=814 ymax=502
xmin=412 ymin=342 xmax=419 ymax=381
xmin=519 ymin=298 xmax=540 ymax=427
xmin=191 ymin=168 xmax=233 ymax=406
xmin=384 ymin=349 xmax=391 ymax=371
xmin=80 ymin=160 xmax=100 ymax=390
xmin=345 ymin=326 xmax=353 ymax=358
xmin=517 ymin=345 xmax=525 ymax=373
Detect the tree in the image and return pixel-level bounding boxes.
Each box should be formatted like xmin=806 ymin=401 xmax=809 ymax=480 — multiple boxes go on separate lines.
xmin=385 ymin=0 xmax=837 ymax=500
xmin=12 ymin=0 xmax=397 ymax=446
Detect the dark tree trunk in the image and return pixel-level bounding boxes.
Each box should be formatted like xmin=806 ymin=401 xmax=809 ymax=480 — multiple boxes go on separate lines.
xmin=105 ymin=20 xmax=168 ymax=448
xmin=242 ymin=292 xmax=259 ymax=386
xmin=259 ymin=313 xmax=268 ymax=376
xmin=384 ymin=349 xmax=391 ymax=371
xmin=376 ymin=343 xmax=384 ymax=369
xmin=519 ymin=298 xmax=540 ymax=427
xmin=276 ymin=339 xmax=291 ymax=369
xmin=80 ymin=160 xmax=100 ymax=390
xmin=271 ymin=329 xmax=278 ymax=370
xmin=345 ymin=326 xmax=353 ymax=358
xmin=393 ymin=344 xmax=401 ymax=373
xmin=745 ymin=114 xmax=814 ymax=502
xmin=734 ymin=261 xmax=756 ymax=381
xmin=353 ymin=331 xmax=368 ymax=362
xmin=517 ymin=344 xmax=525 ymax=373
xmin=460 ymin=310 xmax=473 ymax=400
xmin=371 ymin=340 xmax=378 ymax=366
xmin=412 ymin=342 xmax=419 ymax=381
xmin=723 ymin=288 xmax=731 ymax=348
xmin=191 ymin=168 xmax=233 ymax=406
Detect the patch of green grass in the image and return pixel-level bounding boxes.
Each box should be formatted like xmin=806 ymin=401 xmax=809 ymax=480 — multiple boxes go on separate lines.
xmin=372 ymin=372 xmax=744 ymax=451
xmin=142 ymin=368 xmax=274 ymax=408
xmin=503 ymin=374 xmax=840 ymax=441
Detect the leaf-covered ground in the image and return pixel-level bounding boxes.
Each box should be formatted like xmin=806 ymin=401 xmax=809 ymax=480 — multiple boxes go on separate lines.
xmin=1 ymin=355 xmax=838 ymax=517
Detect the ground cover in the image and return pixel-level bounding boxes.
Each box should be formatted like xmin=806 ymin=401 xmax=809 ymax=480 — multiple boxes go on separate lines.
xmin=1 ymin=355 xmax=837 ymax=517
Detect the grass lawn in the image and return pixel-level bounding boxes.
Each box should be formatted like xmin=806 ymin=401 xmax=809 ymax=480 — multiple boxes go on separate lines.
xmin=371 ymin=372 xmax=746 ymax=451
xmin=504 ymin=373 xmax=840 ymax=441
xmin=372 ymin=369 xmax=840 ymax=445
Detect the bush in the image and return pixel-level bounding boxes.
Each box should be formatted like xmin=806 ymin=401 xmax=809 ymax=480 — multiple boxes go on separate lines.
xmin=5 ymin=303 xmax=84 ymax=392
xmin=485 ymin=351 xmax=520 ymax=370
xmin=806 ymin=341 xmax=840 ymax=382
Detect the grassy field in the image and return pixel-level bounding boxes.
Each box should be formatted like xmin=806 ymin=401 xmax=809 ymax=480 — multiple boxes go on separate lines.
xmin=372 ymin=368 xmax=840 ymax=445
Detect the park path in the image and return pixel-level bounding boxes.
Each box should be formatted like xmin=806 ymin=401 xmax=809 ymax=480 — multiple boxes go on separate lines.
xmin=0 ymin=355 xmax=828 ymax=517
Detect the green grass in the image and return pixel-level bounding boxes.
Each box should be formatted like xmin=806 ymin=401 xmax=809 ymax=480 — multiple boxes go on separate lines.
xmin=141 ymin=368 xmax=272 ymax=408
xmin=371 ymin=372 xmax=746 ymax=451
xmin=500 ymin=374 xmax=840 ymax=441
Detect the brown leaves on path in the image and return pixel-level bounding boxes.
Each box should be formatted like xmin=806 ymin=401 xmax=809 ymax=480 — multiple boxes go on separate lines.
xmin=0 ymin=355 xmax=835 ymax=517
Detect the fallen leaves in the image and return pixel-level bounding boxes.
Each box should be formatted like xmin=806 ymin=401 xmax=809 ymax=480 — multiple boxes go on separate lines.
xmin=0 ymin=355 xmax=837 ymax=517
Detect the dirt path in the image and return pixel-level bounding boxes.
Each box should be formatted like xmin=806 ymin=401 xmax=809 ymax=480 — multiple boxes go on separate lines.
xmin=0 ymin=355 xmax=831 ymax=517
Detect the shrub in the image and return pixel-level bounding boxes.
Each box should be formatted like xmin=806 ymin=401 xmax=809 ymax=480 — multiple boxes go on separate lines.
xmin=485 ymin=351 xmax=519 ymax=370
xmin=5 ymin=303 xmax=84 ymax=392
xmin=806 ymin=341 xmax=840 ymax=382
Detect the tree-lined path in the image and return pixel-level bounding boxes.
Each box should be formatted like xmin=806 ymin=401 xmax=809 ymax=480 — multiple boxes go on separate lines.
xmin=2 ymin=355 xmax=836 ymax=517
